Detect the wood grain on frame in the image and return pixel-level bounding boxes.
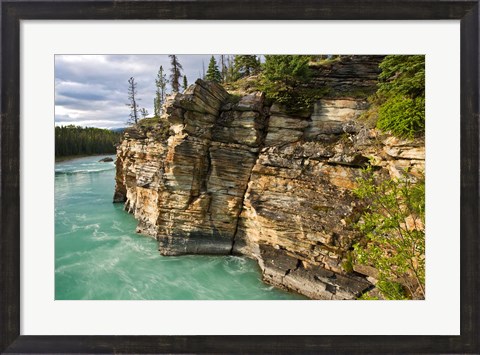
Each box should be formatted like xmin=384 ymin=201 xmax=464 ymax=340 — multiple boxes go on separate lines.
xmin=1 ymin=1 xmax=478 ymax=353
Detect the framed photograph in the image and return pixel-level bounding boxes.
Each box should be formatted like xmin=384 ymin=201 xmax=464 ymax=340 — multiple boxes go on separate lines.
xmin=1 ymin=0 xmax=478 ymax=353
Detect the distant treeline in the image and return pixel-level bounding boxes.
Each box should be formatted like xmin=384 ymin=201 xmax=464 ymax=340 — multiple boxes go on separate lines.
xmin=55 ymin=125 xmax=122 ymax=157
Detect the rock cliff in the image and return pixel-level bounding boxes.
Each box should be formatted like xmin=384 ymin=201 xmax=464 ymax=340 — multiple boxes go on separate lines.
xmin=114 ymin=57 xmax=425 ymax=299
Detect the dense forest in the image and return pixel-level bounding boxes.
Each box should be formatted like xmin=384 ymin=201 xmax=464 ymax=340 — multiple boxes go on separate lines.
xmin=55 ymin=125 xmax=122 ymax=157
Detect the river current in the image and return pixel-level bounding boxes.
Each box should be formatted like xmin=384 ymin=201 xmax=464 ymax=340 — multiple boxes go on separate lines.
xmin=55 ymin=155 xmax=305 ymax=300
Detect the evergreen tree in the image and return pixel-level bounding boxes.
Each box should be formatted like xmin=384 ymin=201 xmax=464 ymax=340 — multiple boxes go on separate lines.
xmin=206 ymin=55 xmax=222 ymax=83
xmin=262 ymin=55 xmax=310 ymax=89
xmin=140 ymin=108 xmax=149 ymax=118
xmin=233 ymin=55 xmax=260 ymax=79
xmin=154 ymin=65 xmax=167 ymax=117
xmin=169 ymin=55 xmax=183 ymax=93
xmin=375 ymin=55 xmax=425 ymax=138
xmin=260 ymin=55 xmax=313 ymax=112
xmin=183 ymin=75 xmax=188 ymax=91
xmin=126 ymin=77 xmax=140 ymax=125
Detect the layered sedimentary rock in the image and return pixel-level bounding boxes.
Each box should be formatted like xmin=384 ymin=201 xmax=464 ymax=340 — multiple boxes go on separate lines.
xmin=116 ymin=81 xmax=267 ymax=255
xmin=308 ymin=55 xmax=384 ymax=95
xmin=114 ymin=59 xmax=424 ymax=299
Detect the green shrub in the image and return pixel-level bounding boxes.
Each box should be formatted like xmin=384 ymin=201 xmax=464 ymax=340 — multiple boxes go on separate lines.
xmin=260 ymin=55 xmax=318 ymax=113
xmin=353 ymin=167 xmax=425 ymax=299
xmin=376 ymin=280 xmax=408 ymax=300
xmin=378 ymin=55 xmax=425 ymax=98
xmin=374 ymin=55 xmax=425 ymax=138
xmin=341 ymin=251 xmax=355 ymax=274
xmin=358 ymin=292 xmax=380 ymax=300
xmin=377 ymin=95 xmax=425 ymax=138
xmin=138 ymin=116 xmax=160 ymax=128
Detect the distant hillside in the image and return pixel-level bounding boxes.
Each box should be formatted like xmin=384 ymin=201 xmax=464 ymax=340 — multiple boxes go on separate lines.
xmin=110 ymin=127 xmax=126 ymax=134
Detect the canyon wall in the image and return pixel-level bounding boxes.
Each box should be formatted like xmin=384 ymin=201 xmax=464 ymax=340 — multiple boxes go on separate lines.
xmin=114 ymin=57 xmax=425 ymax=299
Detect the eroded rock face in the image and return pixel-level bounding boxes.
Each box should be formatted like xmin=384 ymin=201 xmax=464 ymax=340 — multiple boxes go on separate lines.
xmin=308 ymin=55 xmax=384 ymax=96
xmin=115 ymin=80 xmax=266 ymax=255
xmin=114 ymin=72 xmax=424 ymax=299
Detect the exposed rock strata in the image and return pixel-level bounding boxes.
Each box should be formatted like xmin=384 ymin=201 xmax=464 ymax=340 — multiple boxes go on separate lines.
xmin=308 ymin=55 xmax=384 ymax=96
xmin=114 ymin=63 xmax=424 ymax=300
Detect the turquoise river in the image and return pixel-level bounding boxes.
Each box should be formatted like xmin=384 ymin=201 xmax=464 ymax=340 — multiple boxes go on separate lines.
xmin=55 ymin=155 xmax=305 ymax=300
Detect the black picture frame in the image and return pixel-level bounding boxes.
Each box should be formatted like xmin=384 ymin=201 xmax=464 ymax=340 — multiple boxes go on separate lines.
xmin=1 ymin=1 xmax=479 ymax=353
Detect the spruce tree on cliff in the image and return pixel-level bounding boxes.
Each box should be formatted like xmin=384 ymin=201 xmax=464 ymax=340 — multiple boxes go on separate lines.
xmin=126 ymin=77 xmax=140 ymax=125
xmin=375 ymin=55 xmax=425 ymax=138
xmin=262 ymin=55 xmax=311 ymax=89
xmin=233 ymin=55 xmax=260 ymax=79
xmin=260 ymin=55 xmax=312 ymax=112
xmin=169 ymin=55 xmax=183 ymax=93
xmin=206 ymin=56 xmax=222 ymax=83
xmin=183 ymin=75 xmax=188 ymax=91
xmin=154 ymin=65 xmax=167 ymax=117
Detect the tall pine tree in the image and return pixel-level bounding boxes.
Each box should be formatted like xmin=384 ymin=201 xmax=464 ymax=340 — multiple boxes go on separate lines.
xmin=154 ymin=65 xmax=168 ymax=117
xmin=206 ymin=56 xmax=222 ymax=83
xmin=169 ymin=55 xmax=183 ymax=93
xmin=126 ymin=77 xmax=140 ymax=125
xmin=233 ymin=55 xmax=260 ymax=79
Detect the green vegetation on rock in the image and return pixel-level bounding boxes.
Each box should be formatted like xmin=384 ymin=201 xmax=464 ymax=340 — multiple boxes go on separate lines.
xmin=260 ymin=55 xmax=319 ymax=113
xmin=353 ymin=168 xmax=425 ymax=300
xmin=377 ymin=95 xmax=425 ymax=138
xmin=136 ymin=116 xmax=171 ymax=140
xmin=374 ymin=55 xmax=425 ymax=138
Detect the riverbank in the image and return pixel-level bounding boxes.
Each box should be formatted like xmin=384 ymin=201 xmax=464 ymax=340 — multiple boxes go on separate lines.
xmin=55 ymin=153 xmax=116 ymax=163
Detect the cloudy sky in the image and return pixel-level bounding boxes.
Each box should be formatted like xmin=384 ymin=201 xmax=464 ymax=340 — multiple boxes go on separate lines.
xmin=55 ymin=55 xmax=218 ymax=129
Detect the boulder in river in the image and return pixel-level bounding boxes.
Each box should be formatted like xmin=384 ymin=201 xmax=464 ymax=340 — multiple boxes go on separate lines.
xmin=99 ymin=157 xmax=114 ymax=162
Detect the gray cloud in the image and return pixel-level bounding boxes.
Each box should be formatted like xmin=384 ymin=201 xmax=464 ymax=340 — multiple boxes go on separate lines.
xmin=55 ymin=54 xmax=217 ymax=129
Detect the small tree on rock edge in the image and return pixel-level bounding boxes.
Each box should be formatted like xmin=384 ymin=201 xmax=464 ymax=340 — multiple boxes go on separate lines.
xmin=126 ymin=77 xmax=140 ymax=125
xmin=169 ymin=55 xmax=183 ymax=93
xmin=154 ymin=65 xmax=168 ymax=117
xmin=206 ymin=55 xmax=222 ymax=83
xmin=260 ymin=55 xmax=312 ymax=112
